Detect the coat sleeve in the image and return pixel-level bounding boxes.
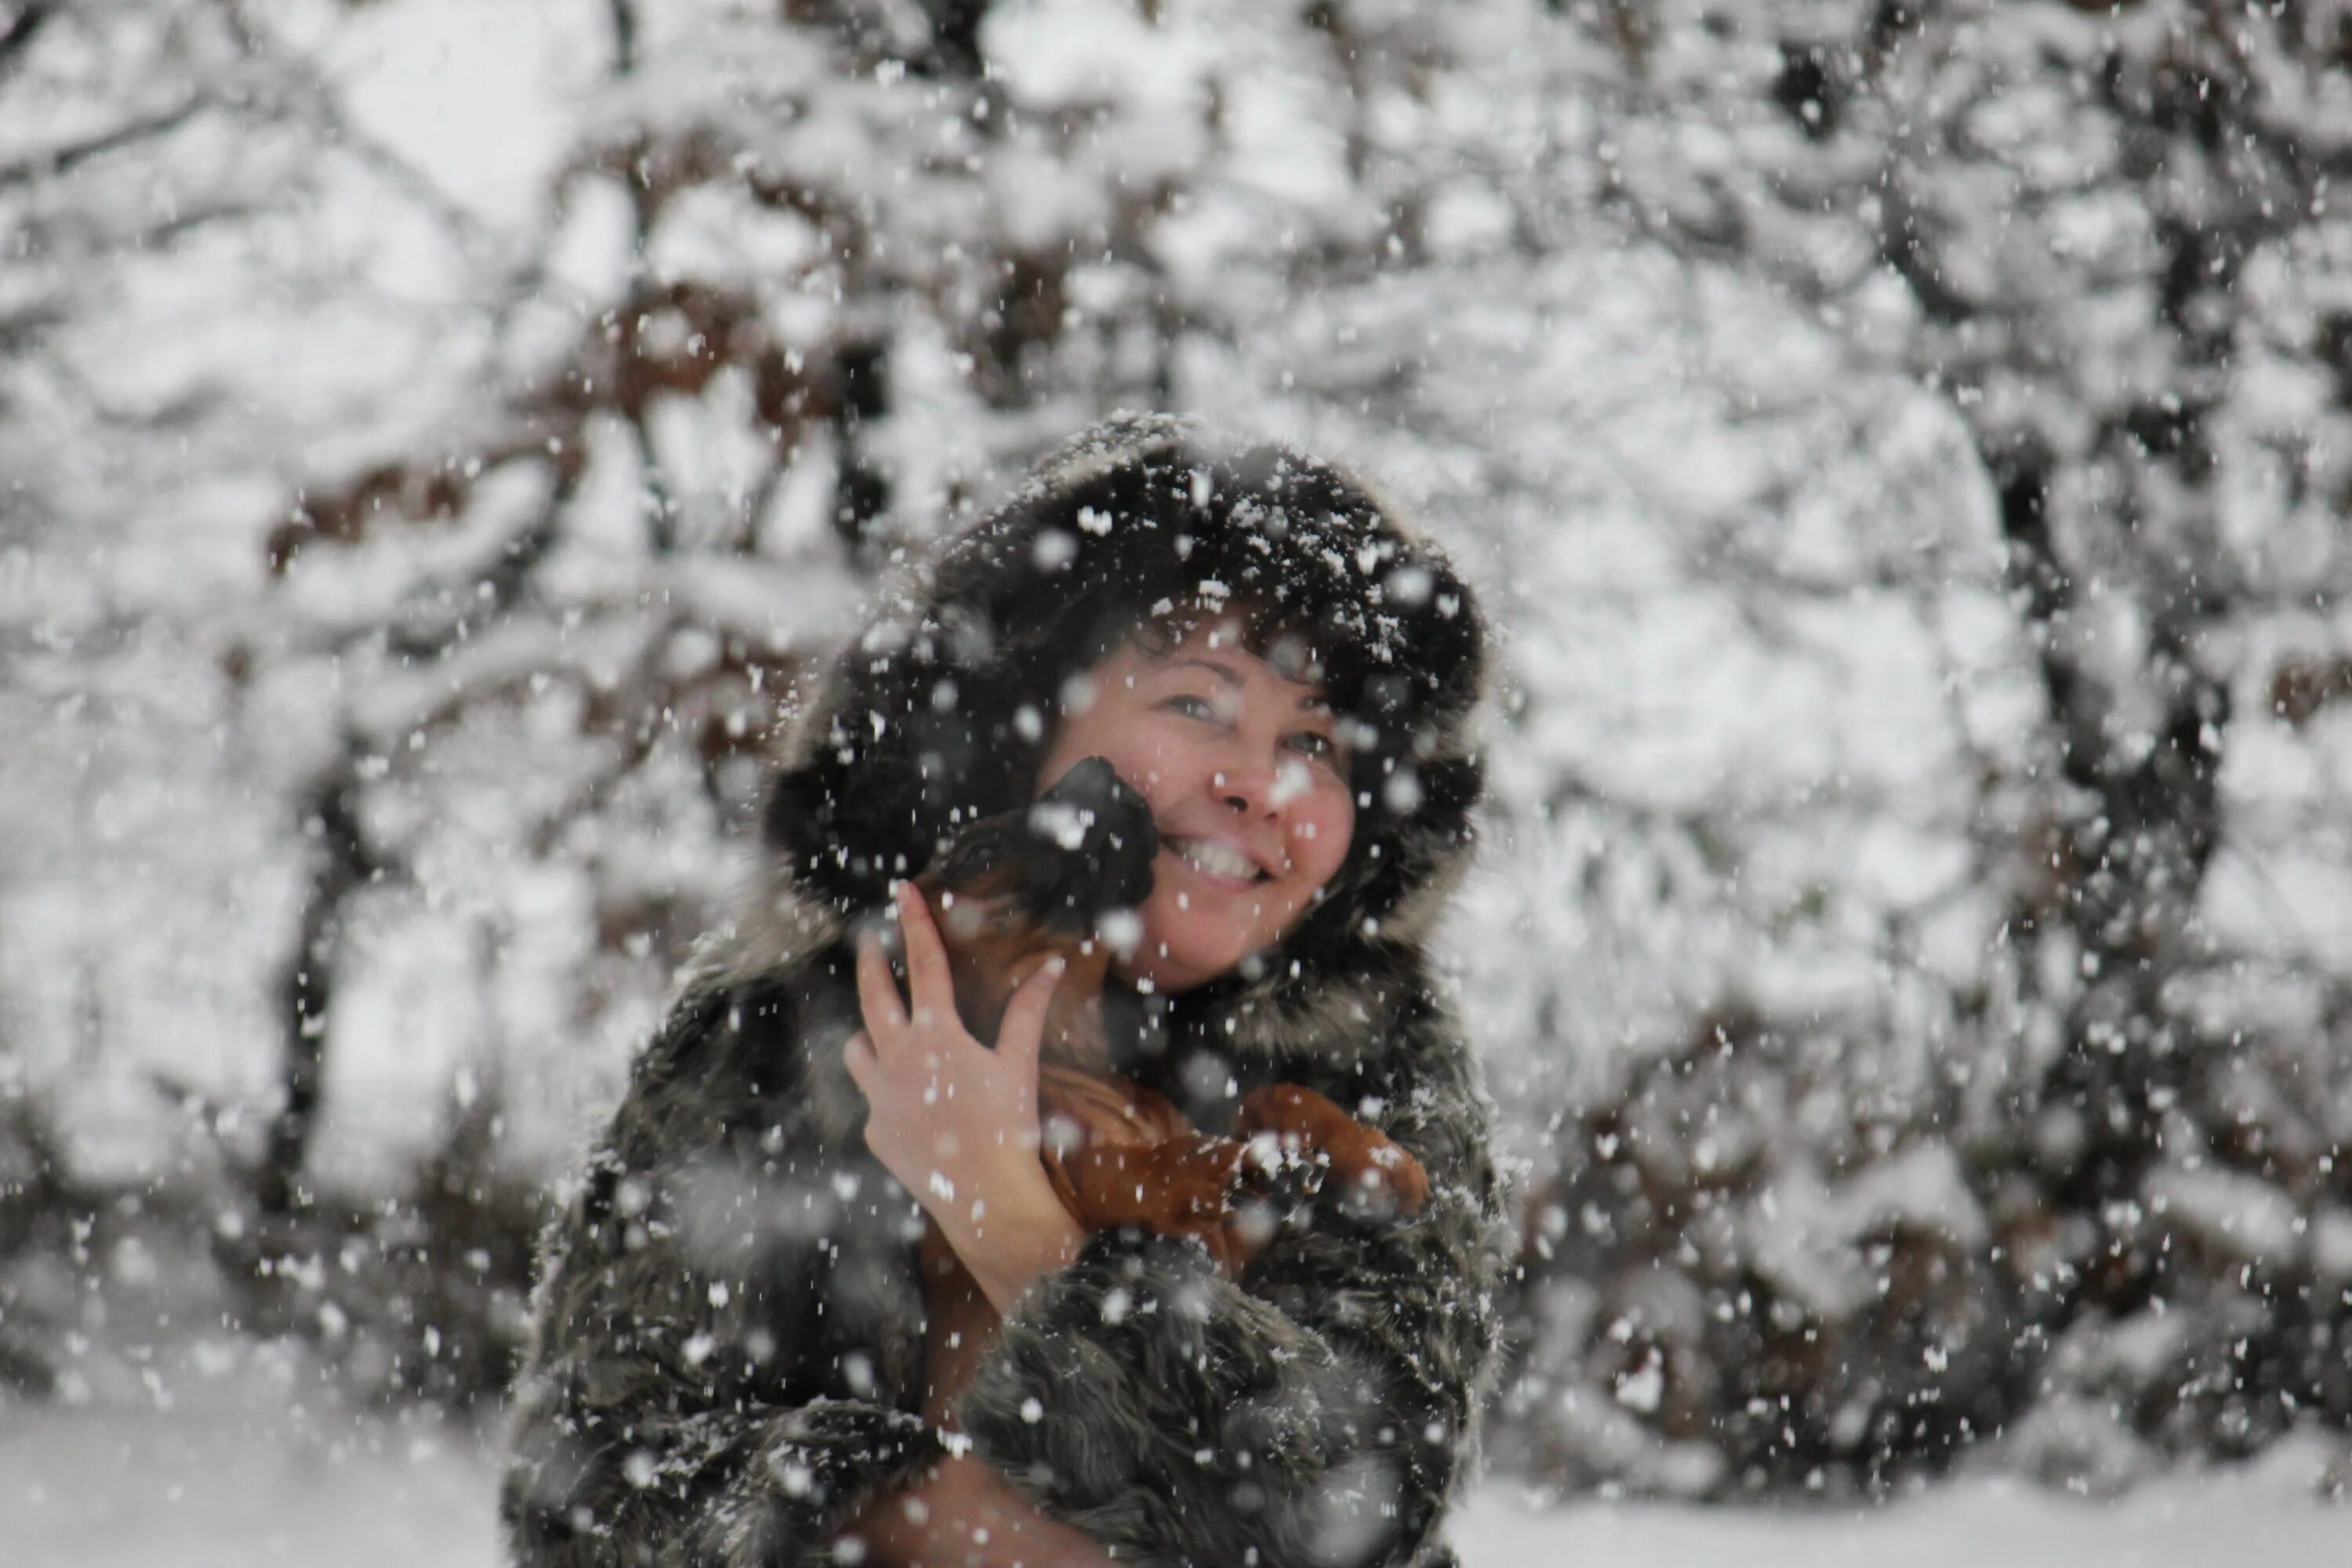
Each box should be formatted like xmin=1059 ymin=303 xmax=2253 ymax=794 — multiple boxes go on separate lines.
xmin=499 ymin=985 xmax=946 ymax=1568
xmin=955 ymin=1008 xmax=1510 ymax=1568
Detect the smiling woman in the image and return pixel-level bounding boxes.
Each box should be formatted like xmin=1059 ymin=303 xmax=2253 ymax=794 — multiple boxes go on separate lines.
xmin=499 ymin=414 xmax=1504 ymax=1568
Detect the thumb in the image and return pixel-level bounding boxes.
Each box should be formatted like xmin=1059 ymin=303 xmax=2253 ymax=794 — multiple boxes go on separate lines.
xmin=995 ymin=955 xmax=1065 ymax=1081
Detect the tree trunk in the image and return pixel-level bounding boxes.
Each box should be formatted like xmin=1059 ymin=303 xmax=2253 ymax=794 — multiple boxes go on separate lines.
xmin=256 ymin=735 xmax=377 ymax=1214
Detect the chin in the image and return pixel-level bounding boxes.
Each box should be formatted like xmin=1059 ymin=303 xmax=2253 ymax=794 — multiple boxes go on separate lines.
xmin=1124 ymin=944 xmax=1232 ymax=995
xmin=1126 ymin=878 xmax=1308 ymax=992
xmin=1127 ymin=909 xmax=1254 ymax=993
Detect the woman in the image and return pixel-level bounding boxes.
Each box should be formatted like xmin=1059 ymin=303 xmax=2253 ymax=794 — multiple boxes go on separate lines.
xmin=500 ymin=415 xmax=1508 ymax=1568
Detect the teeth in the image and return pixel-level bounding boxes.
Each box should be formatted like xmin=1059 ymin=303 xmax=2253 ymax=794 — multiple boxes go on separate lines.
xmin=1172 ymin=837 xmax=1261 ymax=881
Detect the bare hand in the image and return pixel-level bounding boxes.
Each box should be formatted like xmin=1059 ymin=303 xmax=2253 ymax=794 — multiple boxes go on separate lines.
xmin=846 ymin=883 xmax=1083 ymax=1311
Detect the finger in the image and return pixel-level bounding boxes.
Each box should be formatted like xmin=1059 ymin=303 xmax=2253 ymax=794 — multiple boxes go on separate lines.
xmin=855 ymin=930 xmax=907 ymax=1050
xmin=893 ymin=881 xmax=958 ymax=1030
xmin=994 ymin=955 xmax=1064 ymax=1081
xmin=842 ymin=1031 xmax=878 ymax=1093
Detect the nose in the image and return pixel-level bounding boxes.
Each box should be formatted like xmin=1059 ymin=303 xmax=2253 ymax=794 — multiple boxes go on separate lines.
xmin=1211 ymin=759 xmax=1279 ymax=818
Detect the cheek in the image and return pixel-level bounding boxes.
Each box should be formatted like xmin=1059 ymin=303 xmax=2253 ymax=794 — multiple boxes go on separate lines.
xmin=1286 ymin=786 xmax=1356 ymax=887
xmin=1044 ymin=696 xmax=1140 ymax=774
xmin=1102 ymin=728 xmax=1205 ymax=804
xmin=1044 ymin=712 xmax=1191 ymax=811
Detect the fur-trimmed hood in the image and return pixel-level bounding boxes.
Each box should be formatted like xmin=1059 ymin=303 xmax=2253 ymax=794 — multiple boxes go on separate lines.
xmin=744 ymin=412 xmax=1486 ymax=1062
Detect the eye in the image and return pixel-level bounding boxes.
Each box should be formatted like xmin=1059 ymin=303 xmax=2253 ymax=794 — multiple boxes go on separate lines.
xmin=1161 ymin=693 xmax=1217 ymax=720
xmin=1287 ymin=730 xmax=1340 ymax=764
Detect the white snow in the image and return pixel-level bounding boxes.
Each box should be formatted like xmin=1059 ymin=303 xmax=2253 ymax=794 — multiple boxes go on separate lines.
xmin=11 ymin=0 xmax=2352 ymax=1553
xmin=4 ymin=1354 xmax=499 ymax=1568
xmin=1457 ymin=1460 xmax=2352 ymax=1568
xmin=5 ymin=1372 xmax=2347 ymax=1568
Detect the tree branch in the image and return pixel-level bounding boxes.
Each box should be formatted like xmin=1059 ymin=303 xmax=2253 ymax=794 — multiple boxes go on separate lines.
xmin=0 ymin=98 xmax=205 ymax=189
xmin=0 ymin=2 xmax=56 ymax=84
xmin=608 ymin=0 xmax=637 ymax=75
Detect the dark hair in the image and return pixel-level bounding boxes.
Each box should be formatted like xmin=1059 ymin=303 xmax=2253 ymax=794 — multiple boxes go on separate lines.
xmin=764 ymin=417 xmax=1483 ymax=963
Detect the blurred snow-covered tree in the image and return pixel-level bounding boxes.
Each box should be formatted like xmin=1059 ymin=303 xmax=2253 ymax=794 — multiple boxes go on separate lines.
xmin=1486 ymin=0 xmax=2352 ymax=1490
xmin=0 ymin=0 xmax=608 ymax=1404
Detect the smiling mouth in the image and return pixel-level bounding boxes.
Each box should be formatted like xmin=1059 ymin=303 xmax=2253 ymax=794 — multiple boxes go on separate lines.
xmin=1166 ymin=836 xmax=1269 ymax=883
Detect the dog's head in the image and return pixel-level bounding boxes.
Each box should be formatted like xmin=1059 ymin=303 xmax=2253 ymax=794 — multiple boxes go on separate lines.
xmin=926 ymin=756 xmax=1156 ymax=943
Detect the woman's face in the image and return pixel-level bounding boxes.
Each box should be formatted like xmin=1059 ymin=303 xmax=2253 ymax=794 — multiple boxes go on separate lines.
xmin=1036 ymin=616 xmax=1356 ymax=993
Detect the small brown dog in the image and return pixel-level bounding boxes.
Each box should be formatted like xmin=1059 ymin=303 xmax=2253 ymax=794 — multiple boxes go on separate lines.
xmin=900 ymin=758 xmax=1428 ymax=1422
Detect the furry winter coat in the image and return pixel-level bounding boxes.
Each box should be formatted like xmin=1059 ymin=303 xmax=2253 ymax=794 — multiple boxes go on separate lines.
xmin=500 ymin=415 xmax=1511 ymax=1568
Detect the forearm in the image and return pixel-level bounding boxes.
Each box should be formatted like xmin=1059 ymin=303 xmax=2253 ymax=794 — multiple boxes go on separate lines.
xmin=880 ymin=1157 xmax=1085 ymax=1319
xmin=950 ymin=1179 xmax=1087 ymax=1315
xmin=842 ymin=1456 xmax=1118 ymax=1568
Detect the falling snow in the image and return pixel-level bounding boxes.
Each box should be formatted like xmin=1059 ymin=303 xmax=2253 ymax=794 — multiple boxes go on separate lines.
xmin=7 ymin=0 xmax=2352 ymax=1563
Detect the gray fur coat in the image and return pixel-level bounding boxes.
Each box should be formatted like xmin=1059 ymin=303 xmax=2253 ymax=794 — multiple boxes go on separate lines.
xmin=500 ymin=416 xmax=1511 ymax=1568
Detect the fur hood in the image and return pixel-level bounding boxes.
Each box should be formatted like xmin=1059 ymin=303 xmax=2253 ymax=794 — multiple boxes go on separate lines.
xmin=503 ymin=416 xmax=1506 ymax=1568
xmin=727 ymin=411 xmax=1486 ymax=1060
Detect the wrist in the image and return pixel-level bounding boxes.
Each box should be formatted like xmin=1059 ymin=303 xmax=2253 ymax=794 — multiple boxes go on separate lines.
xmin=927 ymin=1149 xmax=1054 ymax=1238
xmin=943 ymin=1165 xmax=1083 ymax=1313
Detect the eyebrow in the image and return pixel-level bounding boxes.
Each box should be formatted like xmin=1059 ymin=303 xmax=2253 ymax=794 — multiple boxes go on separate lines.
xmin=1164 ymin=657 xmax=1331 ymax=712
xmin=1167 ymin=657 xmax=1243 ymax=688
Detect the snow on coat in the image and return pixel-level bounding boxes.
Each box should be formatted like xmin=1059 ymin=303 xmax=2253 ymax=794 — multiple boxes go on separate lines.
xmin=499 ymin=413 xmax=1510 ymax=1568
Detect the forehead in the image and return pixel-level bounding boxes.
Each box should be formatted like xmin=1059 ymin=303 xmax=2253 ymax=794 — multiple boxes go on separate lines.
xmin=1130 ymin=613 xmax=1327 ymax=688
